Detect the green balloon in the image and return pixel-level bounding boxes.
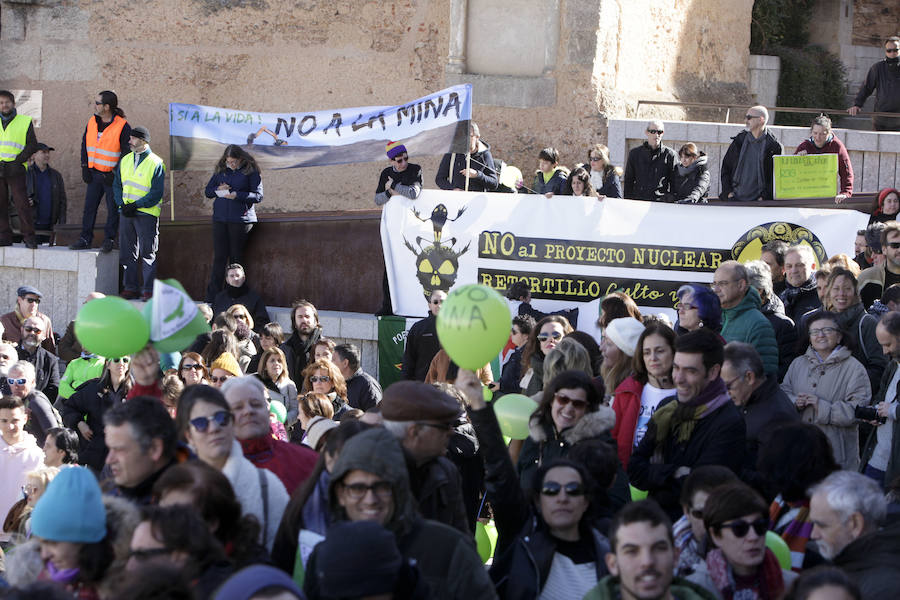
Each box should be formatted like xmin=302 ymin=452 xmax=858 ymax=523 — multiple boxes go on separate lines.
xmin=269 ymin=400 xmax=287 ymax=424
xmin=140 ymin=279 xmax=210 ymax=353
xmin=493 ymin=393 xmax=535 ymax=440
xmin=482 ymin=385 xmax=493 ymax=403
xmin=436 ymin=284 xmax=511 ymax=371
xmin=75 ymin=297 xmax=150 ymax=359
xmin=475 ymin=520 xmax=498 ymax=563
xmin=630 ymin=485 xmax=648 ymax=501
xmin=765 ymin=531 xmax=791 ymax=570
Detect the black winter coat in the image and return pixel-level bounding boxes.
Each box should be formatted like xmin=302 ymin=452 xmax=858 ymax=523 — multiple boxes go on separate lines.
xmin=760 ymin=295 xmax=797 ymax=381
xmin=435 ymin=141 xmax=498 ymax=192
xmin=61 ymin=375 xmax=130 ymax=471
xmin=738 ymin=375 xmax=799 ymax=491
xmin=280 ymin=327 xmax=321 ymax=383
xmin=779 ymin=279 xmax=822 ymax=324
xmin=406 ymin=454 xmax=471 ymax=535
xmin=628 ymin=397 xmax=747 ymax=520
xmin=853 ymin=58 xmax=900 ymax=130
xmin=666 ymin=153 xmax=710 ymax=203
xmin=400 ymin=315 xmax=440 ymax=382
xmin=211 ymin=283 xmax=270 ymax=333
xmin=25 ymin=165 xmax=67 ymax=227
xmin=720 ymin=130 xmax=783 ymax=201
xmin=623 ymin=142 xmax=676 ymax=201
xmin=17 ymin=344 xmax=59 ymax=403
xmin=833 ymin=522 xmax=900 ymax=600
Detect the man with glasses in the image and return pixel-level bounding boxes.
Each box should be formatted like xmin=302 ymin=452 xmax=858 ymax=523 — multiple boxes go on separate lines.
xmin=6 ymin=360 xmax=59 ymax=447
xmin=720 ymin=105 xmax=783 ymax=202
xmin=374 ymin=141 xmax=423 ymax=206
xmin=401 ymin=289 xmax=446 ymax=381
xmin=712 ymin=260 xmax=778 ymax=377
xmin=0 ymin=285 xmax=57 ymax=354
xmin=381 ymin=381 xmax=470 ymax=533
xmin=860 ymin=221 xmax=900 ymax=309
xmin=623 ymin=120 xmax=677 ymax=201
xmin=14 ymin=316 xmax=60 ymax=403
xmin=628 ymin=329 xmax=746 ymax=521
xmin=849 ymin=36 xmax=900 ymax=131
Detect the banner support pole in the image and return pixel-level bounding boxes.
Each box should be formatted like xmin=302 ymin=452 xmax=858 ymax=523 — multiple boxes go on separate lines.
xmin=464 ymin=121 xmax=471 ymax=192
xmin=169 ymin=170 xmax=175 ymax=221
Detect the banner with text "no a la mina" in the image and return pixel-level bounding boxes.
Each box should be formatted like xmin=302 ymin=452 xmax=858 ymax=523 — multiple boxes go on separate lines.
xmin=168 ymin=85 xmax=472 ymax=171
xmin=382 ymin=190 xmax=868 ymax=337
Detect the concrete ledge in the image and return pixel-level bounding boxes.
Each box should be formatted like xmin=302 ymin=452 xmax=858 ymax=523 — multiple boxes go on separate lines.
xmin=445 ymin=73 xmax=556 ymax=108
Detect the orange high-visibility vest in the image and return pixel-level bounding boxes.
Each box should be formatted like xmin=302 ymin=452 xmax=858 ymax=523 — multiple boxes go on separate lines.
xmin=85 ymin=115 xmax=127 ymax=172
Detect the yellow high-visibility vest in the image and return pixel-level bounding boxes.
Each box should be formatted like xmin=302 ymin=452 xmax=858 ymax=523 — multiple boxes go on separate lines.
xmin=120 ymin=149 xmax=165 ymax=217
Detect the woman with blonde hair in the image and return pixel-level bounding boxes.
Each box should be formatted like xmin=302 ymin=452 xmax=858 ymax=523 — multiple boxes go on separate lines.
xmin=586 ymin=143 xmax=623 ymax=199
xmin=301 ymin=359 xmax=350 ymax=420
xmin=177 ymin=352 xmax=209 ymax=386
xmin=256 ymin=347 xmax=298 ymax=426
xmin=293 ymin=392 xmax=335 ymax=443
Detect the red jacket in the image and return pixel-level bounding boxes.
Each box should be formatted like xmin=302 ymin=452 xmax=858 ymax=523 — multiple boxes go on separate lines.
xmin=795 ymin=136 xmax=854 ymax=196
xmin=611 ymin=376 xmax=643 ymax=469
xmin=239 ymin=434 xmax=317 ymax=495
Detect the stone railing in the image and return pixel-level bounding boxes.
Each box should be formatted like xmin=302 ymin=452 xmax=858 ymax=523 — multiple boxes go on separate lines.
xmin=607 ymin=118 xmax=900 ymax=199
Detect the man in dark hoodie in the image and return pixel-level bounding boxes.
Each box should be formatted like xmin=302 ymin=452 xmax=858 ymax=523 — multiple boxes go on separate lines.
xmin=849 ymin=36 xmax=900 ymax=131
xmin=435 ymin=122 xmax=498 ymax=192
xmin=302 ymin=427 xmax=496 ymax=600
xmin=720 ymin=105 xmax=783 ymax=201
xmin=809 ymin=471 xmax=900 ymax=600
xmin=211 ymin=263 xmax=269 ymax=332
xmin=280 ymin=299 xmax=322 ymax=383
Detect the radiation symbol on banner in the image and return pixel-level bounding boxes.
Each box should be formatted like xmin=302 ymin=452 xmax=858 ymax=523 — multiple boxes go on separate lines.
xmin=404 ymin=203 xmax=470 ymax=298
xmin=731 ymin=222 xmax=827 ymax=264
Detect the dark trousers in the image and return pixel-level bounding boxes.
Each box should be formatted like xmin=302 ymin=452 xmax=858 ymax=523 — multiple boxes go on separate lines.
xmin=79 ymin=171 xmax=118 ymax=243
xmin=206 ymin=221 xmax=253 ymax=302
xmin=119 ymin=212 xmax=159 ymax=293
xmin=0 ymin=173 xmax=34 ymax=242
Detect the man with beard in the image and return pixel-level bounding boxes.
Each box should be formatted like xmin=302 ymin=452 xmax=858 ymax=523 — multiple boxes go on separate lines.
xmin=849 ymin=36 xmax=900 ymax=131
xmin=15 ymin=316 xmax=59 ymax=402
xmin=0 ymin=285 xmax=57 ymax=354
xmin=0 ymin=342 xmax=17 ymax=395
xmin=280 ymin=299 xmax=322 ymax=383
xmin=0 ymin=90 xmax=38 ymax=248
xmin=809 ymin=471 xmax=900 ymax=600
xmin=211 ymin=263 xmax=269 ymax=332
xmin=401 ymin=290 xmax=446 ymax=382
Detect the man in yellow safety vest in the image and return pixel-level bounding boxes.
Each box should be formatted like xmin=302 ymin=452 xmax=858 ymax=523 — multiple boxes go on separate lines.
xmin=113 ymin=126 xmax=165 ymax=301
xmin=0 ymin=90 xmax=38 ymax=249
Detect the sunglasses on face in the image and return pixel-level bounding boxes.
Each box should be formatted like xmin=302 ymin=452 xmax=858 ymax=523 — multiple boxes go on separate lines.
xmin=111 ymin=357 xmax=130 ymax=363
xmin=540 ymin=481 xmax=585 ymax=497
xmin=310 ymin=375 xmax=331 ymax=383
xmin=393 ymin=155 xmax=408 ymax=163
xmin=689 ymin=508 xmax=704 ymax=520
xmin=537 ymin=331 xmax=563 ymax=343
xmin=209 ymin=375 xmax=230 ymax=384
xmin=181 ymin=363 xmax=203 ymax=371
xmin=886 ymin=242 xmax=900 ymax=249
xmin=886 ymin=48 xmax=899 ymax=53
xmin=23 ymin=326 xmax=42 ymax=334
xmin=745 ymin=114 xmax=760 ymax=120
xmin=7 ymin=378 xmax=26 ymax=386
xmin=553 ymin=392 xmax=588 ymax=410
xmin=647 ymin=129 xmax=664 ymax=134
xmin=189 ymin=410 xmax=233 ymax=432
xmin=22 ymin=297 xmax=40 ymax=304
xmin=718 ymin=517 xmax=768 ymax=538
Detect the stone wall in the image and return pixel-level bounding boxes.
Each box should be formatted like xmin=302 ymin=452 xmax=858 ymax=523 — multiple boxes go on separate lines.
xmin=1 ymin=0 xmax=754 ymax=225
xmin=852 ymin=0 xmax=900 ymax=46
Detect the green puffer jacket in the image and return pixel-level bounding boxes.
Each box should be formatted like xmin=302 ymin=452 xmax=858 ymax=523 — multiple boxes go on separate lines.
xmin=721 ymin=287 xmax=779 ymax=376
xmin=583 ymin=575 xmax=717 ymax=600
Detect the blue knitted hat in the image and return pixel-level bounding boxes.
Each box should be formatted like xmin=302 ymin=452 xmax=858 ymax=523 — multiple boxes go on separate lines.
xmin=31 ymin=467 xmax=106 ymax=543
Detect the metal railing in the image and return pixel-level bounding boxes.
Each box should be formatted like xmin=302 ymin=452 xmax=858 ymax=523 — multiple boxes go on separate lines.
xmin=635 ymin=100 xmax=900 ymax=123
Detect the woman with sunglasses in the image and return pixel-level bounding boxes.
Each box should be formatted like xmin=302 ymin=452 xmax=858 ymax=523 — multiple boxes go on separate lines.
xmin=687 ymin=482 xmax=795 ymax=598
xmin=585 ymin=143 xmax=622 ymax=200
xmin=60 ymin=355 xmax=133 ymax=472
xmin=175 ymin=385 xmax=288 ymax=551
xmin=781 ymin=311 xmax=870 ymax=471
xmin=456 ymin=368 xmax=610 ymax=599
xmin=520 ymin=315 xmax=574 ymax=396
xmin=301 ymin=359 xmax=350 ymax=421
xmin=177 ymin=352 xmax=209 ymax=386
xmin=255 ymin=347 xmax=298 ymax=427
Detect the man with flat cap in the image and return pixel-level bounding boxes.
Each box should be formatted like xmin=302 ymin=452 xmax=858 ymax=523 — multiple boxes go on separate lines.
xmin=380 ymin=380 xmax=471 ymax=534
xmin=0 ymin=285 xmax=56 ymax=355
xmin=114 ymin=126 xmax=165 ymax=301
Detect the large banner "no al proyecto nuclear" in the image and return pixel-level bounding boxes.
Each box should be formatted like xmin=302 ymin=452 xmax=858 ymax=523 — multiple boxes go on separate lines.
xmin=382 ymin=190 xmax=868 ymax=332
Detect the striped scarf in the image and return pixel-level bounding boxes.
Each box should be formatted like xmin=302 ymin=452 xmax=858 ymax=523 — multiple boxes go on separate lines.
xmin=768 ymin=496 xmax=812 ymax=572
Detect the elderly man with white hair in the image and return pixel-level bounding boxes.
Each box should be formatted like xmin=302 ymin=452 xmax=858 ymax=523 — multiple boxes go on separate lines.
xmin=220 ymin=375 xmax=317 ymax=495
xmin=809 ymin=470 xmax=900 ymax=599
xmin=623 ymin=119 xmax=677 ymax=201
xmin=721 ymin=105 xmax=783 ymax=201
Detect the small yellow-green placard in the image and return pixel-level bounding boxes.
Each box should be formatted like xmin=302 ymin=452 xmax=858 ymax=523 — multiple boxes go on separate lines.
xmin=773 ymin=154 xmax=838 ymax=199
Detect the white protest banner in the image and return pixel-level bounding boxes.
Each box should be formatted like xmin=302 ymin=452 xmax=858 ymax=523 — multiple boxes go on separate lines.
xmin=150 ymin=279 xmax=199 ymax=341
xmin=169 ymin=85 xmax=472 ymax=171
xmin=382 ymin=191 xmax=868 ymax=337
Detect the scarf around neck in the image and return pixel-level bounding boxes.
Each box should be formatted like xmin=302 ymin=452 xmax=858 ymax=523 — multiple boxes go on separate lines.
xmin=706 ymin=547 xmax=784 ymax=600
xmin=651 ymin=378 xmax=729 ymax=450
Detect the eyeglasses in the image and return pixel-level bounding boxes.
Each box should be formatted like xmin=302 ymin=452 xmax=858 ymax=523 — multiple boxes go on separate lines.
xmin=7 ymin=378 xmax=26 ymax=386
xmin=111 ymin=357 xmax=130 ymax=363
xmin=310 ymin=375 xmax=332 ymax=383
xmin=416 ymin=421 xmax=454 ymax=432
xmin=209 ymin=375 xmax=230 ymax=384
xmin=553 ymin=392 xmax=588 ymax=410
xmin=689 ymin=508 xmax=704 ymax=520
xmin=809 ymin=326 xmax=838 ymax=337
xmin=189 ymin=410 xmax=233 ymax=432
xmin=745 ymin=114 xmax=760 ymax=120
xmin=431 ymin=299 xmax=444 ymax=305
xmin=723 ymin=375 xmax=743 ymax=392
xmin=677 ymin=303 xmax=698 ymax=312
xmin=181 ymin=363 xmax=203 ymax=371
xmin=718 ymin=517 xmax=768 ymax=538
xmin=22 ymin=297 xmax=40 ymax=304
xmin=589 ymin=156 xmax=602 ymax=162
xmin=94 ymin=101 xmax=104 ymax=106
xmin=393 ymin=155 xmax=408 ymax=163
xmin=711 ymin=280 xmax=735 ymax=289
xmin=537 ymin=331 xmax=563 ymax=343
xmin=234 ymin=314 xmax=249 ymax=321
xmin=341 ymin=480 xmax=393 ymax=500
xmin=540 ymin=481 xmax=585 ymax=497
xmin=886 ymin=242 xmax=900 ymax=249
xmin=23 ymin=326 xmax=42 ymax=334
xmin=886 ymin=48 xmax=899 ymax=53
xmin=128 ymin=547 xmax=170 ymax=561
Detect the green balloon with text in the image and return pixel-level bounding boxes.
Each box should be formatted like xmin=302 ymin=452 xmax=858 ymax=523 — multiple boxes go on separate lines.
xmin=74 ymin=296 xmax=150 ymax=359
xmin=436 ymin=284 xmax=511 ymax=370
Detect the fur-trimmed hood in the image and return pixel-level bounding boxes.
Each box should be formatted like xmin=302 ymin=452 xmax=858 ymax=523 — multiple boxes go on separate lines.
xmin=527 ymin=405 xmax=616 ymax=445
